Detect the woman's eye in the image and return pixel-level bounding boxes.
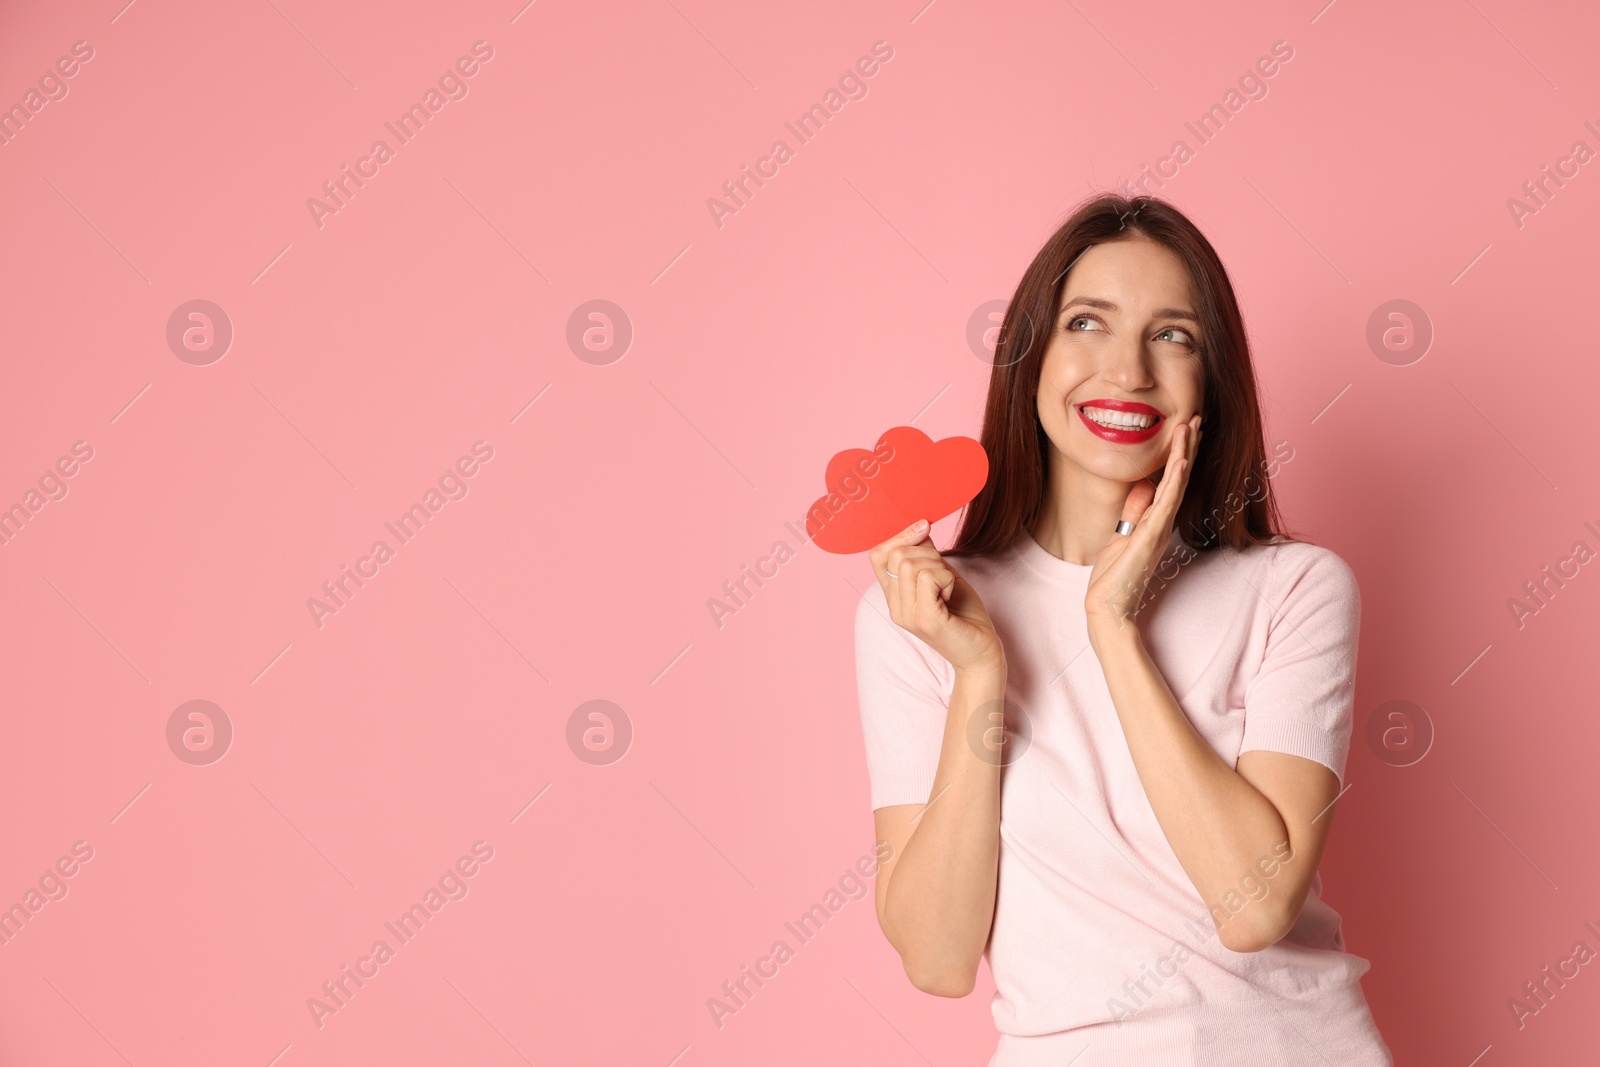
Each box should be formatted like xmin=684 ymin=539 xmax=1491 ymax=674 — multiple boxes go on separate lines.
xmin=1066 ymin=315 xmax=1101 ymax=332
xmin=1157 ymin=327 xmax=1196 ymax=347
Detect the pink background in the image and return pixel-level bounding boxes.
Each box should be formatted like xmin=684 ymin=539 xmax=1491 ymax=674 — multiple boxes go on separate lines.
xmin=2 ymin=0 xmax=1598 ymax=1063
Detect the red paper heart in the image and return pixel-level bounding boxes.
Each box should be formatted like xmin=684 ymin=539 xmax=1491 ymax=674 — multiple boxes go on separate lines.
xmin=806 ymin=426 xmax=990 ymax=554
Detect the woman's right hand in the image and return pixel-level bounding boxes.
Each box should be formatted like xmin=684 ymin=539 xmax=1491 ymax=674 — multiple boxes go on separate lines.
xmin=868 ymin=519 xmax=1005 ymax=675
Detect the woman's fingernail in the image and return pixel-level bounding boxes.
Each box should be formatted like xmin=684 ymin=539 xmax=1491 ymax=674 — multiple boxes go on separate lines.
xmin=911 ymin=519 xmax=928 ymax=533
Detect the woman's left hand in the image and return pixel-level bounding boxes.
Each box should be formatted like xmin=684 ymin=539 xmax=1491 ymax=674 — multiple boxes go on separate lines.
xmin=1085 ymin=414 xmax=1202 ymax=639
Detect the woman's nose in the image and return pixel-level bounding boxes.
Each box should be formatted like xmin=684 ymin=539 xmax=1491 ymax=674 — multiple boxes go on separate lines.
xmin=1104 ymin=340 xmax=1155 ymax=390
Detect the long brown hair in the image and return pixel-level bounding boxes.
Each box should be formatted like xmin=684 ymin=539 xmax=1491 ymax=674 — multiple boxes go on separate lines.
xmin=947 ymin=193 xmax=1291 ymax=560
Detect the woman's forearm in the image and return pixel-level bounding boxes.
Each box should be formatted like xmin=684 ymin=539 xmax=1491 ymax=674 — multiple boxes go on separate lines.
xmin=881 ymin=662 xmax=1007 ymax=995
xmin=1088 ymin=621 xmax=1297 ymax=950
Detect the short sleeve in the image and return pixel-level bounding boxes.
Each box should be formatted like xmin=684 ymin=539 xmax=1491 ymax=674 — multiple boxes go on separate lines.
xmin=854 ymin=580 xmax=954 ymax=810
xmin=1237 ymin=544 xmax=1361 ymax=786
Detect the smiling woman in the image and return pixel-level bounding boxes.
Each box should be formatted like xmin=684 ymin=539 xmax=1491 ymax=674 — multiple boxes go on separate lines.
xmin=853 ymin=194 xmax=1392 ymax=1065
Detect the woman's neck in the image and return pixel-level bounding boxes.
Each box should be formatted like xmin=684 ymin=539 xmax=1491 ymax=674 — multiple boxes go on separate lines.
xmin=1030 ymin=459 xmax=1143 ymax=565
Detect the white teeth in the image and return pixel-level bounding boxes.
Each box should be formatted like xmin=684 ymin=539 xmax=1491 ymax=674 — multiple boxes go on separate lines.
xmin=1082 ymin=406 xmax=1157 ymax=430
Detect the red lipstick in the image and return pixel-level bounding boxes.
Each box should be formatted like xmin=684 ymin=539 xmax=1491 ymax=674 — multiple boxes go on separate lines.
xmin=1075 ymin=398 xmax=1164 ymax=444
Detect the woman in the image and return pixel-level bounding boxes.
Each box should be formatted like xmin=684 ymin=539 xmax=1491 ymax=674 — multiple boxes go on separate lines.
xmin=855 ymin=194 xmax=1391 ymax=1065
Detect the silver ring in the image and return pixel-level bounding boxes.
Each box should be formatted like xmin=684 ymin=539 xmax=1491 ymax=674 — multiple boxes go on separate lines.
xmin=886 ymin=571 xmax=898 ymax=579
xmin=1114 ymin=520 xmax=1135 ymax=536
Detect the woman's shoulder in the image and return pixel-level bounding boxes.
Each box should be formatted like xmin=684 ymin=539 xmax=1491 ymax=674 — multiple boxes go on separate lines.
xmin=852 ymin=575 xmax=958 ymax=687
xmin=1213 ymin=536 xmax=1360 ymax=608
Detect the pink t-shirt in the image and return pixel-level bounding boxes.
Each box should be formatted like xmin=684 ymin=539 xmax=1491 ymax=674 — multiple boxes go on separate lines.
xmin=855 ymin=528 xmax=1392 ymax=1066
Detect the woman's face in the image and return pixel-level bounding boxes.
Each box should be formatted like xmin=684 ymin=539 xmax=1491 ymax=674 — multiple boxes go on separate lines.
xmin=1035 ymin=234 xmax=1205 ymax=485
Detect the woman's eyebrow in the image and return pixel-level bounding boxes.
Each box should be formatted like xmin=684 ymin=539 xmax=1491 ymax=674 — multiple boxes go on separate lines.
xmin=1061 ymin=295 xmax=1199 ymax=323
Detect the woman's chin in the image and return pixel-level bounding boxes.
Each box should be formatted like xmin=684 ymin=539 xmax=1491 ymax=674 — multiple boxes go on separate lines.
xmin=1065 ymin=448 xmax=1164 ymax=484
